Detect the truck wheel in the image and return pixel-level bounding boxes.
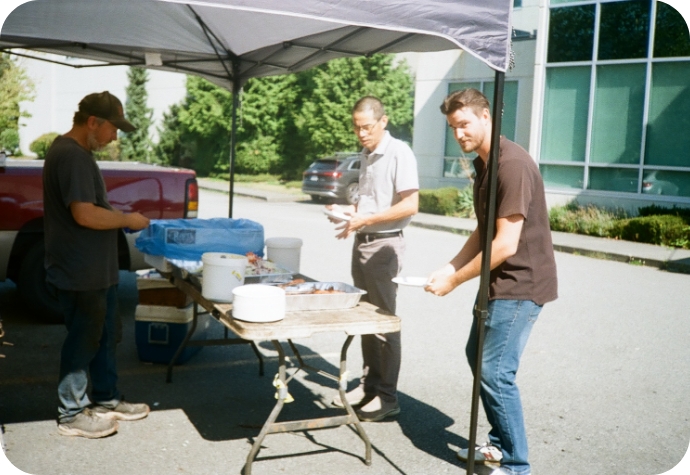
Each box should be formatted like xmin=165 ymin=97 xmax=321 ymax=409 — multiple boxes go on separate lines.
xmin=18 ymin=242 xmax=64 ymax=324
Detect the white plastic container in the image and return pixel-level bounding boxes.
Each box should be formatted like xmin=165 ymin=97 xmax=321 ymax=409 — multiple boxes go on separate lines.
xmin=201 ymin=252 xmax=247 ymax=302
xmin=232 ymin=284 xmax=286 ymax=323
xmin=265 ymin=237 xmax=303 ymax=273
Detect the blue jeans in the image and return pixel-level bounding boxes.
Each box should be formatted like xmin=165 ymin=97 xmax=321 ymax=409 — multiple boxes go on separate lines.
xmin=466 ymin=299 xmax=542 ymax=475
xmin=57 ymin=285 xmax=121 ymax=422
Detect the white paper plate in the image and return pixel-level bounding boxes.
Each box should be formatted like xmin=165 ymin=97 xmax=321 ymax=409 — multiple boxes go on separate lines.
xmin=392 ymin=276 xmax=430 ymax=287
xmin=323 ymin=209 xmax=351 ymax=222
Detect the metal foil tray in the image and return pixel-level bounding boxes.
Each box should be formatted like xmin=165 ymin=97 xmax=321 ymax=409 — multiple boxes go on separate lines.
xmin=284 ymin=282 xmax=366 ymax=311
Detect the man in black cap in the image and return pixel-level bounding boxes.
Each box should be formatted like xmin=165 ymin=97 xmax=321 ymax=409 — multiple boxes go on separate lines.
xmin=43 ymin=91 xmax=151 ymax=438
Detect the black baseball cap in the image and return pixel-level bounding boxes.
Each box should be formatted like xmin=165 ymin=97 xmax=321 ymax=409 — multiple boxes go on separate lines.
xmin=78 ymin=91 xmax=136 ymax=132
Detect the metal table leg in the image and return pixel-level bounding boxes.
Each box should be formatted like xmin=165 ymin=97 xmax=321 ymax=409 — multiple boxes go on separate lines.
xmin=166 ymin=302 xmax=200 ymax=383
xmin=243 ymin=335 xmax=372 ymax=474
xmin=243 ymin=340 xmax=286 ymax=475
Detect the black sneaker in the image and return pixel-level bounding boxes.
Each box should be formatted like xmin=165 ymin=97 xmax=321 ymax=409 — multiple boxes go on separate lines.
xmin=92 ymin=400 xmax=150 ymax=421
xmin=58 ymin=409 xmax=119 ymax=438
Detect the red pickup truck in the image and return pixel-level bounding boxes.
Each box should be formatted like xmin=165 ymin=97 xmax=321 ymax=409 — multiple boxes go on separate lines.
xmin=0 ymin=158 xmax=198 ymax=323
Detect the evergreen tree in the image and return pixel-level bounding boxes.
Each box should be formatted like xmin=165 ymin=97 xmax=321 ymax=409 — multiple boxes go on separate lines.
xmin=154 ymin=53 xmax=414 ymax=178
xmin=0 ymin=54 xmax=35 ymax=154
xmin=121 ymin=67 xmax=153 ymax=162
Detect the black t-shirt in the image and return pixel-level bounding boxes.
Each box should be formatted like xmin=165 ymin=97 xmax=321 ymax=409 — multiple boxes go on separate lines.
xmin=43 ymin=136 xmax=119 ymax=290
xmin=473 ymin=137 xmax=558 ymax=306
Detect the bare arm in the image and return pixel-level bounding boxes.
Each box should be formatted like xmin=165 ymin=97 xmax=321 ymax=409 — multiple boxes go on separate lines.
xmin=332 ymin=189 xmax=419 ymax=239
xmin=70 ymin=202 xmax=150 ymax=231
xmin=425 ymin=214 xmax=524 ymax=296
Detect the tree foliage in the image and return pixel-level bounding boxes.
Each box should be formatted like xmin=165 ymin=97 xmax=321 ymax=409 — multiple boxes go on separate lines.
xmin=0 ymin=54 xmax=35 ymax=154
xmin=154 ymin=54 xmax=414 ymax=178
xmin=120 ymin=67 xmax=153 ymax=162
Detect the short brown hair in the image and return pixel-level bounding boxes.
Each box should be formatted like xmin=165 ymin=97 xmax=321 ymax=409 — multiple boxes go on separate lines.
xmin=440 ymin=88 xmax=490 ymax=118
xmin=352 ymin=96 xmax=385 ymax=120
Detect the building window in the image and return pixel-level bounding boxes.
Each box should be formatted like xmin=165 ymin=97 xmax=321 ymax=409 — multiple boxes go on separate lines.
xmin=540 ymin=0 xmax=690 ymax=198
xmin=443 ymin=80 xmax=519 ymax=178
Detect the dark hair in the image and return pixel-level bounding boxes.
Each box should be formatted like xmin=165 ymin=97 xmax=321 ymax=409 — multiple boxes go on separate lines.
xmin=440 ymin=88 xmax=490 ymax=118
xmin=352 ymin=96 xmax=385 ymax=120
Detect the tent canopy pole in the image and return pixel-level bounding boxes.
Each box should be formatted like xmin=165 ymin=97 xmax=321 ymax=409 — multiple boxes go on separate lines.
xmin=229 ymin=59 xmax=240 ymax=218
xmin=466 ymin=69 xmax=505 ymax=475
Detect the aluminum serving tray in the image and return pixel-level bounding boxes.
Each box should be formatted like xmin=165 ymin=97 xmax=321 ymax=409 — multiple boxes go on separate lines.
xmin=284 ymin=282 xmax=366 ymax=311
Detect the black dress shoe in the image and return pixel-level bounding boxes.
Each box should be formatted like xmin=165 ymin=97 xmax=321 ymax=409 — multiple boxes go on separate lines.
xmin=356 ymin=399 xmax=401 ymax=422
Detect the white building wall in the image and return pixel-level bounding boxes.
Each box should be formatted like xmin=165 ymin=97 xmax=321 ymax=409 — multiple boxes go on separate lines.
xmin=411 ymin=40 xmax=537 ymax=191
xmin=17 ymin=54 xmax=186 ymax=157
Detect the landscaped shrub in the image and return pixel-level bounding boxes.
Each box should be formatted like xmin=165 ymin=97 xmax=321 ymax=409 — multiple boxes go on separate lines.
xmin=0 ymin=129 xmax=20 ymax=155
xmin=549 ymin=202 xmax=622 ymax=237
xmin=638 ymin=205 xmax=690 ymax=223
xmin=419 ymin=186 xmax=475 ymax=217
xmin=29 ymin=133 xmax=59 ymax=159
xmin=610 ymin=215 xmax=690 ymax=249
xmin=419 ymin=187 xmax=460 ymax=216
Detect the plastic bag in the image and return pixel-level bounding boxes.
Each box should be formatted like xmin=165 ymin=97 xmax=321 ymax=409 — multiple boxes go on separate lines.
xmin=135 ymin=218 xmax=264 ymax=260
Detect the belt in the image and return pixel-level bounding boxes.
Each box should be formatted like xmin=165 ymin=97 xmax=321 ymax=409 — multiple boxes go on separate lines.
xmin=355 ymin=230 xmax=403 ymax=243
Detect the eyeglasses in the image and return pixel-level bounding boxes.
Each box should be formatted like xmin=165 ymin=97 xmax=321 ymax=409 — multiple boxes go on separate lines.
xmin=353 ymin=118 xmax=381 ymax=134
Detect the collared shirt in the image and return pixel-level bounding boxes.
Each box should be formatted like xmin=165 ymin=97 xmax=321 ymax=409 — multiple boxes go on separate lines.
xmin=356 ymin=131 xmax=419 ymax=233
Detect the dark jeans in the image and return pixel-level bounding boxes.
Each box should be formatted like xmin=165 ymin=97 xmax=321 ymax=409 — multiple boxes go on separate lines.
xmin=56 ymin=285 xmax=121 ymax=422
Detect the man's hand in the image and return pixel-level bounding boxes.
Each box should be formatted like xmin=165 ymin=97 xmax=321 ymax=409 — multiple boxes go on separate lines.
xmin=324 ymin=204 xmax=363 ymax=239
xmin=125 ymin=212 xmax=150 ymax=231
xmin=424 ymin=263 xmax=459 ymax=296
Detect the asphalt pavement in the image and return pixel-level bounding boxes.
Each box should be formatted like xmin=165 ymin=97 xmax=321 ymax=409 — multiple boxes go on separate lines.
xmin=1 ymin=181 xmax=689 ymax=475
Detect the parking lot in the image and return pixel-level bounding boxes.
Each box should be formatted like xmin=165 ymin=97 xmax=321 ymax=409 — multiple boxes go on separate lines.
xmin=1 ymin=190 xmax=689 ymax=475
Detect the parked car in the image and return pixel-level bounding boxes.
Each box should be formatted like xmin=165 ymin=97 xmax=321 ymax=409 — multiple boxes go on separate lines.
xmin=302 ymin=152 xmax=361 ymax=205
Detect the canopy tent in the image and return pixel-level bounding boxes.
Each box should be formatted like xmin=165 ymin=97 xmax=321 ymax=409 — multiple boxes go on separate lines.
xmin=1 ymin=1 xmax=511 ymax=472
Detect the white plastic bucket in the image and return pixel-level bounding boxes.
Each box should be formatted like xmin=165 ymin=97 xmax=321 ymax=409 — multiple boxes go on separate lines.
xmin=232 ymin=284 xmax=286 ymax=322
xmin=201 ymin=252 xmax=247 ymax=302
xmin=265 ymin=237 xmax=303 ymax=273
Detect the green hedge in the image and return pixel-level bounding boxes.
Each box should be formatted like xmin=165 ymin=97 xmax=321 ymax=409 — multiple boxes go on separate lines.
xmin=610 ymin=215 xmax=690 ymax=248
xmin=29 ymin=132 xmax=59 ymax=159
xmin=419 ymin=186 xmax=474 ymax=218
xmin=549 ymin=202 xmax=690 ymax=249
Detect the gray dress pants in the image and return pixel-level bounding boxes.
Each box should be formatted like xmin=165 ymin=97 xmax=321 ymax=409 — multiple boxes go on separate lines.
xmin=351 ymin=233 xmax=404 ymax=403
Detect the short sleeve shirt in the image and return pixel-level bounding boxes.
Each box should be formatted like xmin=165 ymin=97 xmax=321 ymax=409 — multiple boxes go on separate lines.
xmin=473 ymin=137 xmax=558 ymax=305
xmin=43 ymin=136 xmax=119 ymax=290
xmin=356 ymin=131 xmax=420 ymax=233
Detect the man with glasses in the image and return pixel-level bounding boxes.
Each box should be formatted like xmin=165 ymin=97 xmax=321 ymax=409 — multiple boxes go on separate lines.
xmin=326 ymin=96 xmax=419 ymax=422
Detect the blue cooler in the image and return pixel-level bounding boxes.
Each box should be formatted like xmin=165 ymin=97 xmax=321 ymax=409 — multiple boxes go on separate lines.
xmin=134 ymin=303 xmax=210 ymax=364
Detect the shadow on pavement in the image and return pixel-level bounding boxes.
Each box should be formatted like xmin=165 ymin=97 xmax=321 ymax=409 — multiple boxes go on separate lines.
xmin=0 ymin=274 xmax=494 ymax=474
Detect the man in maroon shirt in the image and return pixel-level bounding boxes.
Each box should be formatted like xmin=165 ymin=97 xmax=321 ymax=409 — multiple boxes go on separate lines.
xmin=426 ymin=88 xmax=557 ymax=475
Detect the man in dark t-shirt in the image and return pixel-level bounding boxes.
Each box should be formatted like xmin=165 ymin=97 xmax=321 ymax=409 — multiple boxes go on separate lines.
xmin=426 ymin=88 xmax=558 ymax=475
xmin=44 ymin=91 xmax=151 ymax=439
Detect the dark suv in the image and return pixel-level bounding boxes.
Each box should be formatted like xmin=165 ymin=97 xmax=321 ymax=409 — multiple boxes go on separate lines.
xmin=302 ymin=153 xmax=361 ymax=205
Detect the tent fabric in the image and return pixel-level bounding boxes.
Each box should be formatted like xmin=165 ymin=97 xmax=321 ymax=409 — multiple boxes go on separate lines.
xmin=0 ymin=0 xmax=513 ymax=90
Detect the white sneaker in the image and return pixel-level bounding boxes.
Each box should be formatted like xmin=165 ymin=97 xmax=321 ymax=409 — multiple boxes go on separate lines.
xmin=489 ymin=468 xmax=531 ymax=475
xmin=456 ymin=443 xmax=503 ymax=463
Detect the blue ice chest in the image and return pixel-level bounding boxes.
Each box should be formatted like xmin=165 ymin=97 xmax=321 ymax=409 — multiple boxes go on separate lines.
xmin=134 ymin=303 xmax=211 ymax=364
